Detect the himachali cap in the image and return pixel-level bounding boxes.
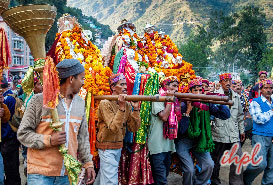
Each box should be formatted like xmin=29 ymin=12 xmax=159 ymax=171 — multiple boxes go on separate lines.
xmin=232 ymin=80 xmax=236 ymax=84
xmin=56 ymin=59 xmax=85 ymax=79
xmin=236 ymin=80 xmax=242 ymax=86
xmin=161 ymin=76 xmax=179 ymax=87
xmin=202 ymin=79 xmax=209 ymax=85
xmin=189 ymin=79 xmax=202 ymax=88
xmin=259 ymin=79 xmax=272 ymax=89
xmin=219 ymin=73 xmax=232 ymax=81
xmin=209 ymin=81 xmax=215 ymax=85
xmin=258 ymin=71 xmax=267 ymax=77
xmin=109 ymin=73 xmax=126 ymax=86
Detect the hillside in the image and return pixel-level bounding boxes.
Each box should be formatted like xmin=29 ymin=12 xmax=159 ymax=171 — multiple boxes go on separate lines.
xmin=67 ymin=0 xmax=273 ymax=44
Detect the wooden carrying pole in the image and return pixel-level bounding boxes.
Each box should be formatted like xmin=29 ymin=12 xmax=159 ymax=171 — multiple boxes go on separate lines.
xmin=181 ymin=98 xmax=234 ymax=106
xmin=94 ymin=95 xmax=176 ymax=102
xmin=171 ymin=92 xmax=229 ymax=102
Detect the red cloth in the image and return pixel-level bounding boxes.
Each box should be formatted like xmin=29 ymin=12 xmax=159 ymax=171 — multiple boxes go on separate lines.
xmin=42 ymin=57 xmax=60 ymax=109
xmin=46 ymin=34 xmax=61 ymax=65
xmin=119 ymin=144 xmax=154 ymax=185
xmin=124 ymin=61 xmax=136 ymax=95
xmin=0 ymin=28 xmax=11 ymax=71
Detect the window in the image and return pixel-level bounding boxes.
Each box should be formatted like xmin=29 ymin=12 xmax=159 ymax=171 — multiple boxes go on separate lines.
xmin=29 ymin=58 xmax=34 ymax=66
xmin=13 ymin=56 xmax=23 ymax=65
xmin=13 ymin=40 xmax=23 ymax=50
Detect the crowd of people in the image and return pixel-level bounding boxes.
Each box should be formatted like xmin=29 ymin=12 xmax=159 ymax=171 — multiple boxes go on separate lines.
xmin=0 ymin=59 xmax=272 ymax=185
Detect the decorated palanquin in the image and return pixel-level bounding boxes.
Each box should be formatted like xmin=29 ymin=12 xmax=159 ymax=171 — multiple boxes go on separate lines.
xmin=49 ymin=16 xmax=196 ymax=184
xmin=100 ymin=20 xmax=196 ymax=184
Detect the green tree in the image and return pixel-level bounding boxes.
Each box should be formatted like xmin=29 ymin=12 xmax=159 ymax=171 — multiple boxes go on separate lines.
xmin=178 ymin=37 xmax=211 ymax=77
xmin=259 ymin=48 xmax=273 ymax=72
xmin=233 ymin=6 xmax=267 ymax=81
xmin=207 ymin=6 xmax=266 ymax=82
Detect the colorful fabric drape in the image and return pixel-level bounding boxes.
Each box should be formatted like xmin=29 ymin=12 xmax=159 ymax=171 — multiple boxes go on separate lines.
xmin=117 ymin=55 xmax=127 ymax=74
xmin=87 ymin=93 xmax=98 ymax=167
xmin=119 ymin=143 xmax=154 ymax=185
xmin=85 ymin=93 xmax=97 ymax=156
xmin=124 ymin=61 xmax=136 ymax=95
xmin=135 ymin=72 xmax=159 ymax=144
xmin=43 ymin=57 xmax=60 ymax=109
xmin=0 ymin=28 xmax=11 ymax=73
xmin=113 ymin=48 xmax=123 ymax=74
xmin=187 ymin=105 xmax=214 ymax=153
xmin=21 ymin=67 xmax=34 ymax=96
xmin=124 ymin=73 xmax=142 ymax=143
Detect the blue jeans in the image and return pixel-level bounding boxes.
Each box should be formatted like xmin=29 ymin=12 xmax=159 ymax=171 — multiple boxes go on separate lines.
xmin=27 ymin=174 xmax=70 ymax=185
xmin=175 ymin=137 xmax=214 ymax=185
xmin=0 ymin=152 xmax=4 ymax=185
xmin=243 ymin=134 xmax=273 ymax=185
xmin=150 ymin=152 xmax=172 ymax=185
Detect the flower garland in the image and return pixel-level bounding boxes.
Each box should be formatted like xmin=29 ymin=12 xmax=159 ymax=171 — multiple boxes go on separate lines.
xmin=55 ymin=24 xmax=112 ymax=96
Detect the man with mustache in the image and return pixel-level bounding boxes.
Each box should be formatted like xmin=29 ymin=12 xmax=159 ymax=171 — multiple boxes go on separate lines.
xmin=18 ymin=59 xmax=96 ymax=185
xmin=236 ymin=80 xmax=252 ymax=145
xmin=210 ymin=73 xmax=245 ymax=185
xmin=95 ymin=73 xmax=141 ymax=185
xmin=243 ymin=79 xmax=273 ymax=185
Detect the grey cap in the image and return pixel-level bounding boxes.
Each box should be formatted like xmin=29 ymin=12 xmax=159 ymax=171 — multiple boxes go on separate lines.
xmin=56 ymin=59 xmax=85 ymax=79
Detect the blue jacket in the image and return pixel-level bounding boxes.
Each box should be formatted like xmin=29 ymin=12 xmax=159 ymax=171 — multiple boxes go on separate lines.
xmin=252 ymin=97 xmax=273 ymax=137
xmin=2 ymin=89 xmax=16 ymax=140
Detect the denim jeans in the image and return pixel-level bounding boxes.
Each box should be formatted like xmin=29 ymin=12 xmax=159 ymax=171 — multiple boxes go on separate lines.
xmin=27 ymin=174 xmax=70 ymax=185
xmin=175 ymin=137 xmax=214 ymax=185
xmin=243 ymin=134 xmax=273 ymax=185
xmin=150 ymin=152 xmax=172 ymax=185
xmin=94 ymin=148 xmax=122 ymax=185
xmin=0 ymin=152 xmax=4 ymax=185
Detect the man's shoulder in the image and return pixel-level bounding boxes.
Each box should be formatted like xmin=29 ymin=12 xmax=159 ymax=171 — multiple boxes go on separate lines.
xmin=26 ymin=93 xmax=43 ymax=108
xmin=74 ymin=94 xmax=85 ymax=104
xmin=99 ymin=99 xmax=111 ymax=105
xmin=98 ymin=99 xmax=112 ymax=110
xmin=252 ymin=96 xmax=262 ymax=103
xmin=31 ymin=93 xmax=43 ymax=101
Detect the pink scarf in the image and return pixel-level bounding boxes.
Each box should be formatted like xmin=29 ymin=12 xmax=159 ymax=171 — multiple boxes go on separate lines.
xmin=117 ymin=55 xmax=127 ymax=74
xmin=159 ymin=88 xmax=181 ymax=139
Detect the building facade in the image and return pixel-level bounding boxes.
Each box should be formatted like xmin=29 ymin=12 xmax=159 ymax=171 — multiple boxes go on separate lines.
xmin=0 ymin=16 xmax=33 ymax=77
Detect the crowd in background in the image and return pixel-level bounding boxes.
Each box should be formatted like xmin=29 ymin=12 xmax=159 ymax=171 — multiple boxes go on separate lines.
xmin=0 ymin=69 xmax=272 ymax=185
